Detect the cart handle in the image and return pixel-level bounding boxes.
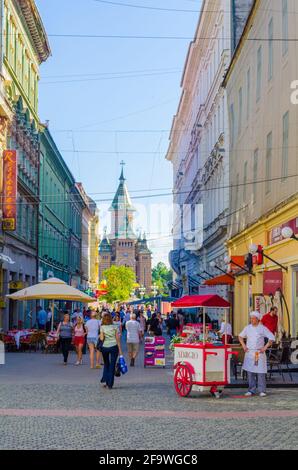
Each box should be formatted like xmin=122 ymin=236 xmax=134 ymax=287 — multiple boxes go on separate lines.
xmin=227 ymin=351 xmax=239 ymax=357
xmin=205 ymin=352 xmax=218 ymax=357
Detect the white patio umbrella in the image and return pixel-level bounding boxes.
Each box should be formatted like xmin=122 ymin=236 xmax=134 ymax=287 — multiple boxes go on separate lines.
xmin=7 ymin=277 xmax=96 ymax=330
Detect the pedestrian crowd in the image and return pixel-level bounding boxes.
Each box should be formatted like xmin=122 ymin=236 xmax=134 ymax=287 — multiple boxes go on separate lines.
xmin=52 ymin=303 xmax=166 ymax=390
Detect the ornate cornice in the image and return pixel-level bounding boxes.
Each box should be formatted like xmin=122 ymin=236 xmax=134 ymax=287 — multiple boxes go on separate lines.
xmin=16 ymin=0 xmax=51 ymax=63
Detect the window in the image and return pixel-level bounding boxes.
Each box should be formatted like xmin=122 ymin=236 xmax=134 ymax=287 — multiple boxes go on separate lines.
xmin=253 ymin=149 xmax=258 ymax=202
xmin=256 ymin=46 xmax=262 ymax=102
xmin=265 ymin=132 xmax=272 ymax=193
xmin=238 ymin=87 xmax=243 ymax=135
xmin=282 ymin=0 xmax=288 ymax=56
xmin=243 ymin=161 xmax=248 ymax=202
xmin=282 ymin=111 xmax=289 ymax=179
xmin=247 ymin=68 xmax=250 ymax=120
xmin=268 ymin=18 xmax=273 ymax=80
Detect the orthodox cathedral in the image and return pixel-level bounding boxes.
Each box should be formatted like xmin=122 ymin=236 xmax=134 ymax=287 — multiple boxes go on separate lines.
xmin=98 ymin=165 xmax=152 ymax=292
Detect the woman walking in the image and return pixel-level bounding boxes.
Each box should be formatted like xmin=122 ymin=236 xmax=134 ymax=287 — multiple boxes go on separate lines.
xmin=57 ymin=313 xmax=73 ymax=365
xmin=74 ymin=316 xmax=86 ymax=365
xmin=100 ymin=312 xmax=123 ymax=390
xmin=113 ymin=313 xmax=122 ymax=336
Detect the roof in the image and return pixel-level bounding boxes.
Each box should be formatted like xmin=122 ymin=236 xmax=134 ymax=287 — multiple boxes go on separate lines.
xmin=110 ymin=168 xmax=135 ymax=212
xmin=99 ymin=234 xmax=112 ymax=252
xmin=172 ymin=295 xmax=230 ymax=309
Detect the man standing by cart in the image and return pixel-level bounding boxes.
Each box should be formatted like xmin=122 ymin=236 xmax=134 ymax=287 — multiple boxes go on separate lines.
xmin=239 ymin=311 xmax=275 ymax=397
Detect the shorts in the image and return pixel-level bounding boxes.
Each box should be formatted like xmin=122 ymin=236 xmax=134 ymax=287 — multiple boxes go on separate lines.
xmin=74 ymin=336 xmax=85 ymax=347
xmin=87 ymin=337 xmax=98 ymax=346
xmin=127 ymin=343 xmax=139 ymax=354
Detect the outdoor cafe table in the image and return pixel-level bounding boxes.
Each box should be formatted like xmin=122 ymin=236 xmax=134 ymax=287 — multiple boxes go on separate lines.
xmin=7 ymin=329 xmax=35 ymax=349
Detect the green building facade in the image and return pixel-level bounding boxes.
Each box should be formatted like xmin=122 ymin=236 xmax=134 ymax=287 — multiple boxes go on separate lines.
xmin=38 ymin=127 xmax=84 ymax=286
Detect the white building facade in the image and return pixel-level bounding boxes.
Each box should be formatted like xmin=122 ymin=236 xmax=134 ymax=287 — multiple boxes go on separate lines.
xmin=167 ymin=0 xmax=231 ymax=296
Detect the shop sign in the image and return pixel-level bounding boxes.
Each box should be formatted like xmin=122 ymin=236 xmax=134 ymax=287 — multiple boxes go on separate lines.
xmin=268 ymin=217 xmax=298 ymax=245
xmin=263 ymin=270 xmax=283 ymax=295
xmin=9 ymin=281 xmax=24 ymax=290
xmin=2 ymin=150 xmax=17 ymax=231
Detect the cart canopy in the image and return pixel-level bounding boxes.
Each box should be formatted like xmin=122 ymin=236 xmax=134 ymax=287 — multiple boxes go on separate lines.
xmin=171 ymin=294 xmax=230 ymax=309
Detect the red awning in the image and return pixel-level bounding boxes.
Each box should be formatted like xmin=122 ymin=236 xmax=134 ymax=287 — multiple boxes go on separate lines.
xmin=204 ymin=274 xmax=235 ymax=286
xmin=172 ymin=295 xmax=230 ymax=309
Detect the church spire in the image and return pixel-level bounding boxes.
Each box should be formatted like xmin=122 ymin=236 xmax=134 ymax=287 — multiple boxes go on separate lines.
xmin=119 ymin=160 xmax=126 ymax=182
xmin=110 ymin=163 xmax=136 ymax=239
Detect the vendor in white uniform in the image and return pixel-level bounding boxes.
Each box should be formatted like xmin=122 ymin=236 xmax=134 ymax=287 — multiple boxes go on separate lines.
xmin=239 ymin=311 xmax=275 ymax=397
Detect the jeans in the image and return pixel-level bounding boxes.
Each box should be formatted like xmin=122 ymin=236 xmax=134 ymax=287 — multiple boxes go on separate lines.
xmin=60 ymin=338 xmax=72 ymax=363
xmin=247 ymin=372 xmax=266 ymax=394
xmin=101 ymin=345 xmax=119 ymax=389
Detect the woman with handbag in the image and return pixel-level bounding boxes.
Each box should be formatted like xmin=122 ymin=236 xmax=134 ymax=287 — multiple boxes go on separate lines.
xmin=100 ymin=312 xmax=123 ymax=390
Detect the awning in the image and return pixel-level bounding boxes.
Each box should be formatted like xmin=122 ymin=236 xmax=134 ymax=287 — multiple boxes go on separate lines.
xmin=172 ymin=295 xmax=230 ymax=308
xmin=204 ymin=274 xmax=235 ymax=286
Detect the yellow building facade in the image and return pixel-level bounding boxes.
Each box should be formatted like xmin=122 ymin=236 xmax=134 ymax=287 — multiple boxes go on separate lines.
xmin=224 ymin=0 xmax=298 ymax=336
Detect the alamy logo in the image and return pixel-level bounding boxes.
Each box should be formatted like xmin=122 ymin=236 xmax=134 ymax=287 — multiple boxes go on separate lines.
xmin=0 ymin=340 xmax=5 ymax=365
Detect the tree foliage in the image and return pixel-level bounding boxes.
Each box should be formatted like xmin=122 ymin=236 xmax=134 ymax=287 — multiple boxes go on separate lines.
xmin=152 ymin=262 xmax=173 ymax=295
xmin=102 ymin=265 xmax=136 ymax=304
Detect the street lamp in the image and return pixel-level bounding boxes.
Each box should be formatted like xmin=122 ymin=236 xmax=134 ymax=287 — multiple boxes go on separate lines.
xmin=209 ymin=261 xmax=235 ymax=280
xmin=139 ymin=285 xmax=146 ymax=299
xmin=281 ymin=226 xmax=298 ymax=241
xmin=249 ymin=244 xmax=288 ymax=272
xmin=224 ymin=256 xmax=255 ymax=276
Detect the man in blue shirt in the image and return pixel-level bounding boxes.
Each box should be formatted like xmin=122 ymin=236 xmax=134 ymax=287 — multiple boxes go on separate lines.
xmin=37 ymin=306 xmax=47 ymax=330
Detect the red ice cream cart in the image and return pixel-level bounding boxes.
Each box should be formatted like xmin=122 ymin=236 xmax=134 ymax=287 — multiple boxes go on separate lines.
xmin=172 ymin=295 xmax=237 ymax=399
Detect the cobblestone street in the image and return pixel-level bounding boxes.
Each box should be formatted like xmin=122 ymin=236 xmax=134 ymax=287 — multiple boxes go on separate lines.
xmin=0 ymin=347 xmax=297 ymax=450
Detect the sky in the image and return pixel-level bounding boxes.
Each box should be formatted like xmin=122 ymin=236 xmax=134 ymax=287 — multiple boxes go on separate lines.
xmin=35 ymin=0 xmax=201 ymax=266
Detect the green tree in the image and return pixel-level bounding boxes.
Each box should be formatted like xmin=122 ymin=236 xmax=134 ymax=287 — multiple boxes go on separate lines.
xmin=102 ymin=265 xmax=136 ymax=304
xmin=152 ymin=262 xmax=173 ymax=295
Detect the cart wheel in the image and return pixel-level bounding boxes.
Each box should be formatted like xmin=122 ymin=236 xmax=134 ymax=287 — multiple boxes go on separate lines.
xmin=174 ymin=364 xmax=193 ymax=397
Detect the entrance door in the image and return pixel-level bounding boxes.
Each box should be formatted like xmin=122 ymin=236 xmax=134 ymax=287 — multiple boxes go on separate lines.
xmin=293 ymin=267 xmax=298 ymax=338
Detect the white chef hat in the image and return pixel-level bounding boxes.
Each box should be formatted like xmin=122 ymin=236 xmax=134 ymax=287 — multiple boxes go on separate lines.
xmin=250 ymin=311 xmax=261 ymax=320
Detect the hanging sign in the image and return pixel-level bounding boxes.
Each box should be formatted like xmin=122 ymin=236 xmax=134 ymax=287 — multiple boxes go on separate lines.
xmin=2 ymin=150 xmax=17 ymax=231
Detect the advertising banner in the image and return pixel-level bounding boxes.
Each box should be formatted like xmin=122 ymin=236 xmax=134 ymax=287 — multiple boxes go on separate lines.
xmin=2 ymin=150 xmax=17 ymax=231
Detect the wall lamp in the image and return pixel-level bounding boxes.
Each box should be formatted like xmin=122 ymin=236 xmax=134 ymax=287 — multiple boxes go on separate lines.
xmin=209 ymin=261 xmax=235 ymax=279
xmin=281 ymin=226 xmax=298 ymax=241
xmin=249 ymin=244 xmax=288 ymax=272
xmin=224 ymin=256 xmax=255 ymax=276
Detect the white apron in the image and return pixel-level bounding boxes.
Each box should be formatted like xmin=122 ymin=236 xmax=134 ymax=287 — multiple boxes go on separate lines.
xmin=239 ymin=324 xmax=275 ymax=374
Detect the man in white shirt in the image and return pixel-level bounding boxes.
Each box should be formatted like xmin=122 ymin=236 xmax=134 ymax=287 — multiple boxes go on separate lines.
xmin=218 ymin=317 xmax=233 ymax=344
xmin=239 ymin=311 xmax=275 ymax=397
xmin=126 ymin=313 xmax=142 ymax=367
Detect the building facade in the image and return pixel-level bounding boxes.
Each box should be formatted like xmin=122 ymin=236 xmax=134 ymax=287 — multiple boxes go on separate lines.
xmin=38 ymin=127 xmax=84 ymax=290
xmin=0 ymin=0 xmax=50 ymax=330
xmin=76 ymin=183 xmax=99 ymax=290
xmin=224 ymin=0 xmax=298 ymax=335
xmin=99 ymin=167 xmax=152 ymax=292
xmin=166 ymin=0 xmax=231 ymax=301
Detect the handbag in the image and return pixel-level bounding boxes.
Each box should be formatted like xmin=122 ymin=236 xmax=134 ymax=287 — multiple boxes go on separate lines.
xmin=114 ymin=361 xmax=121 ymax=377
xmin=96 ymin=326 xmax=103 ymax=351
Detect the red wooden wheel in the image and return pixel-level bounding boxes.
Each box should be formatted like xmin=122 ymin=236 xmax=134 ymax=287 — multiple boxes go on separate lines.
xmin=174 ymin=364 xmax=193 ymax=397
